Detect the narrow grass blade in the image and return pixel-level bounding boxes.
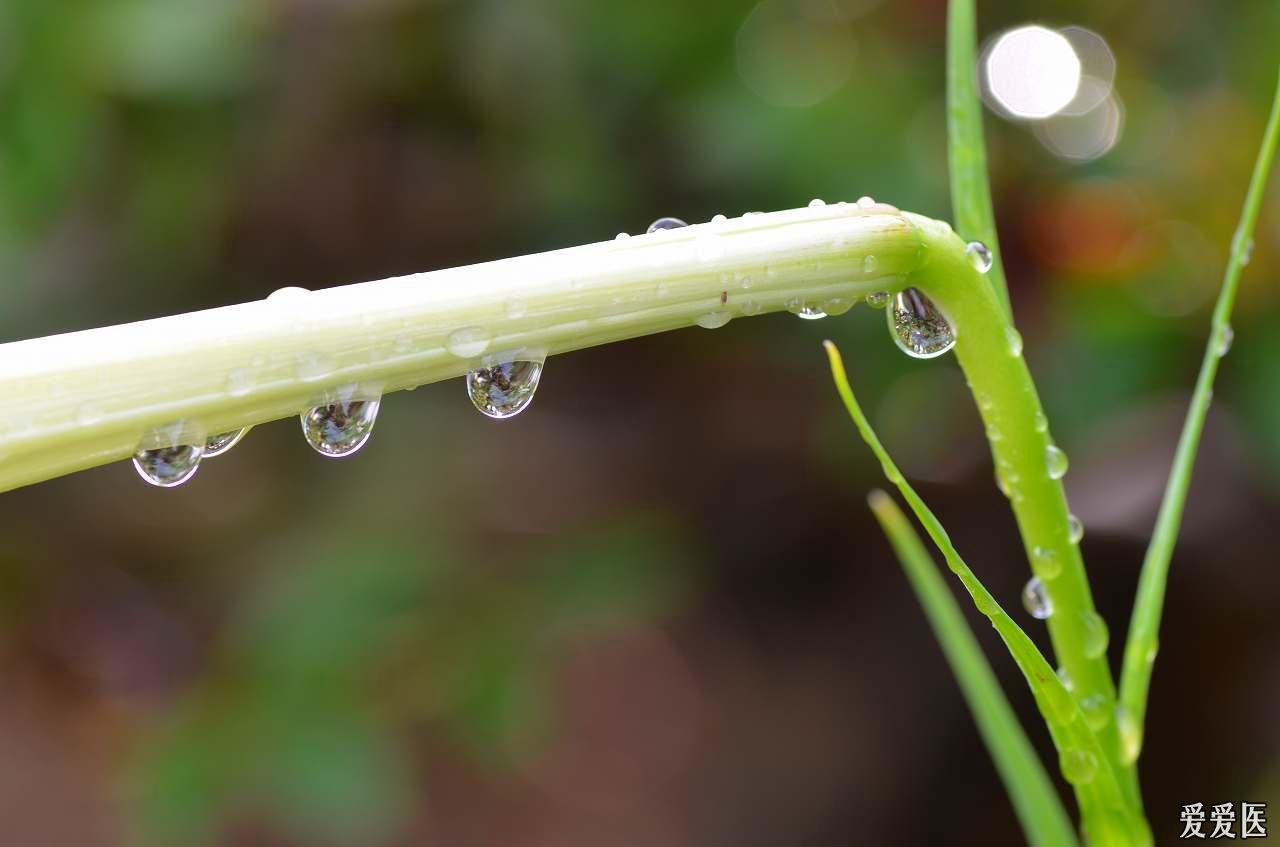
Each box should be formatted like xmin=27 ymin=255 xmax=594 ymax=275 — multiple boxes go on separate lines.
xmin=868 ymin=489 xmax=1078 ymax=847
xmin=1119 ymin=68 xmax=1280 ymax=745
xmin=947 ymin=0 xmax=1012 ymax=318
xmin=825 ymin=341 xmax=1151 ymax=846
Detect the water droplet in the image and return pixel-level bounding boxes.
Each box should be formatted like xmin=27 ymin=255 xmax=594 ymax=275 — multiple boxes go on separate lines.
xmin=615 ymin=232 xmax=631 ymax=241
xmin=295 ymin=351 xmax=336 ymax=382
xmin=740 ymin=298 xmax=762 ymax=316
xmin=1033 ymin=410 xmax=1049 ymax=433
xmin=133 ymin=444 xmax=203 ymax=487
xmin=965 ymin=241 xmax=993 ymax=273
xmin=1022 ymin=576 xmax=1053 ymax=619
xmin=1079 ymin=694 xmax=1111 ymax=731
xmin=226 ymin=368 xmax=254 ymax=397
xmin=647 ymin=216 xmax=687 ymax=233
xmin=1031 ymin=546 xmax=1061 ymax=579
xmin=1238 ymin=236 xmax=1254 ymax=265
xmin=204 ymin=428 xmax=249 ymax=458
xmin=856 ymin=195 xmax=875 ymax=208
xmin=301 ymin=397 xmax=380 ymax=457
xmin=446 ymin=326 xmax=492 ymax=358
xmin=808 ymin=198 xmax=826 ymax=208
xmin=1045 ymin=444 xmax=1069 ymax=480
xmin=696 ymin=310 xmax=732 ymax=329
xmin=786 ymin=297 xmax=827 ymax=320
xmin=821 ymin=297 xmax=853 ymax=316
xmin=863 ymin=254 xmax=878 ymax=274
xmin=865 ymin=290 xmax=890 ymax=309
xmin=1067 ymin=513 xmax=1084 ymax=544
xmin=888 ymin=288 xmax=956 ymax=358
xmin=1116 ymin=706 xmax=1142 ymax=764
xmin=466 ymin=358 xmax=542 ymax=419
xmin=1059 ymin=749 xmax=1098 ymax=785
xmin=505 ymin=297 xmax=529 ymax=318
xmin=1006 ymin=326 xmax=1024 ymax=357
xmin=1079 ymin=611 xmax=1109 ymax=658
xmin=1057 ymin=666 xmax=1072 ymax=692
xmin=710 ymin=213 xmax=728 ymax=224
xmin=1215 ymin=323 xmax=1233 ymax=357
xmin=267 ymin=286 xmax=310 ymax=303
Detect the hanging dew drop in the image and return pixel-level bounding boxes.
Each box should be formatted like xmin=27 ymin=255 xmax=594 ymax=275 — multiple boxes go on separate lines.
xmin=1005 ymin=326 xmax=1023 ymax=357
xmin=1215 ymin=323 xmax=1234 ymax=357
xmin=646 ymin=217 xmax=687 ymax=233
xmin=204 ymin=428 xmax=249 ymax=458
xmin=787 ymin=297 xmax=827 ymax=320
xmin=1045 ymin=444 xmax=1069 ymax=480
xmin=888 ymin=288 xmax=956 ymax=358
xmin=1067 ymin=513 xmax=1084 ymax=544
xmin=133 ymin=444 xmax=203 ymax=488
xmin=1080 ymin=611 xmax=1110 ymax=658
xmin=466 ymin=357 xmax=543 ymax=419
xmin=965 ymin=241 xmax=993 ymax=273
xmin=696 ymin=310 xmax=732 ymax=329
xmin=820 ymin=297 xmax=853 ymax=316
xmin=301 ymin=397 xmax=380 ymax=457
xmin=865 ymin=290 xmax=890 ymax=309
xmin=1059 ymin=749 xmax=1098 ymax=785
xmin=740 ymin=298 xmax=762 ymax=316
xmin=1022 ymin=576 xmax=1053 ymax=619
xmin=446 ymin=326 xmax=492 ymax=358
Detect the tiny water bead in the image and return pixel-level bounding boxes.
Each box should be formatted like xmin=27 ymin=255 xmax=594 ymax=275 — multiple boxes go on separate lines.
xmin=1033 ymin=410 xmax=1049 ymax=433
xmin=1031 ymin=545 xmax=1061 ymax=579
xmin=1005 ymin=326 xmax=1023 ymax=357
xmin=820 ymin=297 xmax=854 ymax=316
xmin=1045 ymin=444 xmax=1069 ymax=480
xmin=1215 ymin=323 xmax=1234 ymax=357
xmin=787 ymin=297 xmax=827 ymax=320
xmin=204 ymin=428 xmax=249 ymax=458
xmin=1057 ymin=666 xmax=1072 ymax=692
xmin=301 ymin=397 xmax=380 ymax=457
xmin=965 ymin=240 xmax=993 ymax=273
xmin=1067 ymin=513 xmax=1084 ymax=544
xmin=888 ymin=288 xmax=956 ymax=358
xmin=446 ymin=326 xmax=492 ymax=358
xmin=856 ymin=195 xmax=875 ymax=208
xmin=267 ymin=286 xmax=310 ymax=303
xmin=696 ymin=310 xmax=732 ymax=329
xmin=1079 ymin=610 xmax=1109 ymax=659
xmin=646 ymin=216 xmax=687 ymax=233
xmin=467 ymin=358 xmax=543 ymax=419
xmin=1079 ymin=694 xmax=1111 ymax=731
xmin=1059 ymin=749 xmax=1098 ymax=785
xmin=865 ymin=290 xmax=890 ymax=309
xmin=1116 ymin=706 xmax=1143 ymax=764
xmin=808 ymin=198 xmax=826 ymax=207
xmin=1022 ymin=576 xmax=1053 ymax=619
xmin=133 ymin=444 xmax=204 ymax=488
xmin=863 ymin=255 xmax=877 ymax=274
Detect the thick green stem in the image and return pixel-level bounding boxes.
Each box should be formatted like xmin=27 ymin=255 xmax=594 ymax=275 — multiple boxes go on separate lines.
xmin=905 ymin=215 xmax=1139 ymax=808
xmin=0 ymin=204 xmax=923 ymax=491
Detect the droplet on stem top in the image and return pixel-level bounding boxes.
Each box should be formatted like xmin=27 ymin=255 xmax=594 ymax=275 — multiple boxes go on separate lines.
xmin=865 ymin=290 xmax=890 ymax=309
xmin=808 ymin=198 xmax=826 ymax=207
xmin=267 ymin=286 xmax=309 ymax=303
xmin=1215 ymin=323 xmax=1234 ymax=357
xmin=888 ymin=288 xmax=956 ymax=358
xmin=467 ymin=356 xmax=543 ymax=419
xmin=965 ymin=241 xmax=993 ymax=273
xmin=646 ymin=217 xmax=687 ymax=233
xmin=1045 ymin=444 xmax=1069 ymax=480
xmin=301 ymin=396 xmax=380 ymax=457
xmin=856 ymin=195 xmax=875 ymax=208
xmin=1067 ymin=513 xmax=1084 ymax=544
xmin=133 ymin=444 xmax=204 ymax=487
xmin=1022 ymin=576 xmax=1053 ymax=619
xmin=1059 ymin=749 xmax=1098 ymax=785
xmin=205 ymin=428 xmax=250 ymax=458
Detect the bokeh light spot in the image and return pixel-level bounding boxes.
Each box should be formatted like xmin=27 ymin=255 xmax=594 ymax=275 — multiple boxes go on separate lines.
xmin=983 ymin=25 xmax=1082 ymax=119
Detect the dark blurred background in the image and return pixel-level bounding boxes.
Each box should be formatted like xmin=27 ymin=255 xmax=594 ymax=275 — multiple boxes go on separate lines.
xmin=1 ymin=0 xmax=1278 ymax=844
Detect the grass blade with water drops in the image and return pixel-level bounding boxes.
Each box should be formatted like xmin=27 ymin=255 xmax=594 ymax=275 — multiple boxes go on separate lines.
xmin=947 ymin=0 xmax=1011 ymax=319
xmin=1119 ymin=67 xmax=1280 ymax=751
xmin=868 ymin=488 xmax=1078 ymax=847
xmin=825 ymin=341 xmax=1151 ymax=847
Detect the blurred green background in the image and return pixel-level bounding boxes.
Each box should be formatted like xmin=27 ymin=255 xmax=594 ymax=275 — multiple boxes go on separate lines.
xmin=1 ymin=0 xmax=1278 ymax=844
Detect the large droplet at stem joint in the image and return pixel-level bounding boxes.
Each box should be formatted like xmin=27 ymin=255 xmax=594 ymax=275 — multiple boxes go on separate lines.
xmin=301 ymin=387 xmax=381 ymax=457
xmin=888 ymin=288 xmax=957 ymax=358
xmin=467 ymin=351 xmax=545 ymax=419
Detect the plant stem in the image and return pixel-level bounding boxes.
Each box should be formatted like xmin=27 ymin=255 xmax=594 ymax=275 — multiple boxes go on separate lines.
xmin=869 ymin=489 xmax=1080 ymax=847
xmin=947 ymin=0 xmax=1012 ymax=319
xmin=0 ymin=204 xmax=923 ymax=492
xmin=1119 ymin=68 xmax=1280 ymax=744
xmin=906 ymin=215 xmax=1139 ymax=805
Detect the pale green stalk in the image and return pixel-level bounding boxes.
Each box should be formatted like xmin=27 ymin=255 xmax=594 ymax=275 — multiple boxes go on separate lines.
xmin=868 ymin=489 xmax=1079 ymax=847
xmin=947 ymin=0 xmax=1011 ymax=318
xmin=827 ymin=344 xmax=1150 ymax=847
xmin=1119 ymin=68 xmax=1280 ymax=747
xmin=0 ymin=203 xmax=922 ymax=492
